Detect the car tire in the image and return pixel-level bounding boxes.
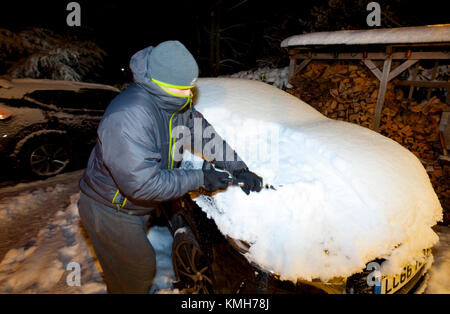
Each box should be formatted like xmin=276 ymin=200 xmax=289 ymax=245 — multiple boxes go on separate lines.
xmin=19 ymin=133 xmax=71 ymax=178
xmin=172 ymin=222 xmax=214 ymax=294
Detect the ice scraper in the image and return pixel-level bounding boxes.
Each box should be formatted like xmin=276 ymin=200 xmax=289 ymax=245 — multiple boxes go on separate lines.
xmin=202 ymin=160 xmax=277 ymax=191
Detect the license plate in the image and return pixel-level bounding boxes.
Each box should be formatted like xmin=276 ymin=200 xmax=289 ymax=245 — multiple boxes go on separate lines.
xmin=377 ymin=249 xmax=431 ymax=294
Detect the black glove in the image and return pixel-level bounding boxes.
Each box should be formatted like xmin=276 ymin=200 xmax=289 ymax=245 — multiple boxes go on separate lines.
xmin=203 ymin=169 xmax=229 ymax=192
xmin=232 ymin=169 xmax=263 ymax=195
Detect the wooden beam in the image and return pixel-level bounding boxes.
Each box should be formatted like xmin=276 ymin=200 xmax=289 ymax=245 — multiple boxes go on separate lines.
xmin=294 ymin=58 xmax=312 ymax=76
xmin=373 ymin=55 xmax=392 ymax=131
xmin=288 ymin=57 xmax=311 ymax=85
xmin=388 ymin=59 xmax=418 ymax=81
xmin=396 ymin=80 xmax=450 ymax=88
xmin=363 ymin=59 xmax=382 ymax=80
xmin=364 ymin=59 xmax=418 ymax=82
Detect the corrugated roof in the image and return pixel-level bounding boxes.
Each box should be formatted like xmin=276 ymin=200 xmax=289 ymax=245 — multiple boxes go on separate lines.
xmin=281 ymin=24 xmax=450 ymax=48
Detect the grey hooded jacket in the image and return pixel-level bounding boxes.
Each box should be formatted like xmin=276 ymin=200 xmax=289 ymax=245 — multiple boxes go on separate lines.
xmin=79 ymin=46 xmax=247 ymax=215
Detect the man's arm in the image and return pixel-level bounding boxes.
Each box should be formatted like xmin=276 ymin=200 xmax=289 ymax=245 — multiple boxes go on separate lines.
xmin=99 ymin=109 xmax=204 ymax=202
xmin=186 ymin=107 xmax=248 ymax=173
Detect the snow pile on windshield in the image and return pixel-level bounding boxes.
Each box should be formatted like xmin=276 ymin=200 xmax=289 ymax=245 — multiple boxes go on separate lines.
xmin=182 ymin=78 xmax=443 ymax=282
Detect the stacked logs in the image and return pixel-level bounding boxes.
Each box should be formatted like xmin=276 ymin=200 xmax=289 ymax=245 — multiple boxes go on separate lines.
xmin=287 ymin=61 xmax=447 ymax=161
xmin=287 ymin=61 xmax=449 ymax=223
xmin=379 ymin=95 xmax=446 ymax=161
xmin=429 ymin=163 xmax=450 ymax=223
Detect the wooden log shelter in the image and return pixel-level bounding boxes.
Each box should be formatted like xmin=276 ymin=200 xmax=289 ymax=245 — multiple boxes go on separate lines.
xmin=281 ymin=24 xmax=450 ymax=132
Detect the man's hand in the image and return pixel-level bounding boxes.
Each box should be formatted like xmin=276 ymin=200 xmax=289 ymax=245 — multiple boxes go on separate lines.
xmin=233 ymin=169 xmax=263 ymax=195
xmin=203 ymin=169 xmax=229 ymax=192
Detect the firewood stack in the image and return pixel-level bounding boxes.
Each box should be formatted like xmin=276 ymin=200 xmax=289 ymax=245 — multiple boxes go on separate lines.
xmin=428 ymin=163 xmax=450 ymax=223
xmin=287 ymin=61 xmax=450 ymax=223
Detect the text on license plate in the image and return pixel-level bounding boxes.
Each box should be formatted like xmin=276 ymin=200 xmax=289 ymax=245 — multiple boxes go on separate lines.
xmin=379 ymin=249 xmax=430 ymax=294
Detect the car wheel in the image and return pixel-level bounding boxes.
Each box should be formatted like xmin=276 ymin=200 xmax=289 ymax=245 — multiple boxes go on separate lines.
xmin=172 ymin=224 xmax=214 ymax=294
xmin=20 ymin=134 xmax=71 ymax=178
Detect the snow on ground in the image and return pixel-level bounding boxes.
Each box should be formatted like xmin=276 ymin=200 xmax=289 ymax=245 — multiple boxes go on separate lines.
xmin=425 ymin=225 xmax=450 ymax=294
xmin=184 ymin=78 xmax=443 ymax=282
xmin=0 ymin=192 xmax=106 ymax=293
xmin=148 ymin=226 xmax=176 ymax=293
xmin=0 ymin=180 xmax=176 ymax=294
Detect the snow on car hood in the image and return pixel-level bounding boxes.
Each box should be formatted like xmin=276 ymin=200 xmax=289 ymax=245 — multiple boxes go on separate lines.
xmin=182 ymin=78 xmax=443 ymax=282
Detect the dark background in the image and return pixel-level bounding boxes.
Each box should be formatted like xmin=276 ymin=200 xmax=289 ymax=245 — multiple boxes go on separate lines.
xmin=0 ymin=0 xmax=448 ymax=84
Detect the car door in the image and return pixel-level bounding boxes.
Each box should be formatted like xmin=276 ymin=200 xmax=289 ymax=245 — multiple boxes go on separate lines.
xmin=0 ymin=98 xmax=47 ymax=157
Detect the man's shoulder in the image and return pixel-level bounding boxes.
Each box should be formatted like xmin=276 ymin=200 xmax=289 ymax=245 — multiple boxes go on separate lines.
xmin=112 ymin=84 xmax=154 ymax=106
xmin=106 ymin=84 xmax=157 ymax=116
xmin=99 ymin=85 xmax=159 ymax=130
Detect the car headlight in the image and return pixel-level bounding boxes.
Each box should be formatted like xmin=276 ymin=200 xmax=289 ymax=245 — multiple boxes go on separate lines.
xmin=0 ymin=106 xmax=13 ymax=120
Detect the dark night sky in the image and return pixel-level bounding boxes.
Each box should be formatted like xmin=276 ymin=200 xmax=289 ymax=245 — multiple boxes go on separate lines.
xmin=1 ymin=0 xmax=448 ymax=81
xmin=0 ymin=2 xmax=288 ymax=50
xmin=1 ymin=1 xmax=205 ymax=62
xmin=0 ymin=0 xmax=318 ymax=79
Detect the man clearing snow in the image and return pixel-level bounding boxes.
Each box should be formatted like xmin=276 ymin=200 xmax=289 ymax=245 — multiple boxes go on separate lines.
xmin=78 ymin=40 xmax=262 ymax=293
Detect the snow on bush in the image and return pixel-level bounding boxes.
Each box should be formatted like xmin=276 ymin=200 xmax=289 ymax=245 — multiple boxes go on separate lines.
xmin=0 ymin=27 xmax=106 ymax=82
xmin=182 ymin=78 xmax=442 ymax=282
xmin=221 ymin=66 xmax=289 ymax=90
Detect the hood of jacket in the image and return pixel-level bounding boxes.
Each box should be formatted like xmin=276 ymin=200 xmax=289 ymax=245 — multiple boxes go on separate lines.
xmin=129 ymin=46 xmax=192 ymax=113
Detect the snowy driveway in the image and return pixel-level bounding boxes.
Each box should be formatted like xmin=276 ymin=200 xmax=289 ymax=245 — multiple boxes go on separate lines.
xmin=0 ymin=170 xmax=175 ymax=293
xmin=0 ymin=170 xmax=448 ymax=293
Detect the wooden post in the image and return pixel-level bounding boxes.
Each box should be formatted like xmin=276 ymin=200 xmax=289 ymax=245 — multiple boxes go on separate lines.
xmin=288 ymin=56 xmax=297 ymax=84
xmin=288 ymin=56 xmax=311 ymax=87
xmin=408 ymin=63 xmax=419 ymax=99
xmin=426 ymin=60 xmax=439 ymax=100
xmin=365 ymin=57 xmax=417 ymax=130
xmin=373 ymin=54 xmax=393 ymax=131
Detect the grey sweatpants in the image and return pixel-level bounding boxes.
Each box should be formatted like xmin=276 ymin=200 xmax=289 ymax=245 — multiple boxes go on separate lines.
xmin=78 ymin=192 xmax=156 ymax=294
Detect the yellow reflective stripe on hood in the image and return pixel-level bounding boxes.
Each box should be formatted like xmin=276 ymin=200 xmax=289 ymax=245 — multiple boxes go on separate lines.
xmin=151 ymin=77 xmax=194 ymax=169
xmin=152 ymin=78 xmax=194 ymax=91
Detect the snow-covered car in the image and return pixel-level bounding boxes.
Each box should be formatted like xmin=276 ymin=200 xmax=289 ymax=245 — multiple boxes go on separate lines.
xmin=161 ymin=78 xmax=443 ymax=294
xmin=0 ymin=78 xmax=119 ymax=177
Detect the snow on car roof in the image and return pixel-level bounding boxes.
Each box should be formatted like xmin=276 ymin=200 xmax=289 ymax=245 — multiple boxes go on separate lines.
xmin=195 ymin=77 xmax=326 ymax=127
xmin=281 ymin=24 xmax=450 ymax=47
xmin=184 ymin=77 xmax=442 ymax=282
xmin=0 ymin=78 xmax=119 ymax=99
